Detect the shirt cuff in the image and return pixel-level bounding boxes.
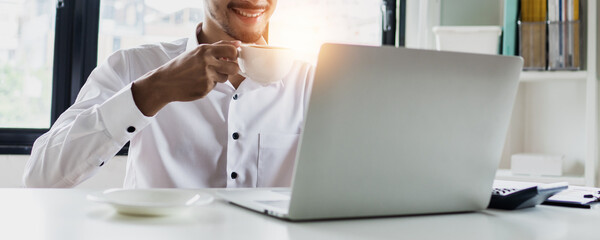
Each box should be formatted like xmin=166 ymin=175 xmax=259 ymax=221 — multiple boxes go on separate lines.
xmin=98 ymin=83 xmax=153 ymax=143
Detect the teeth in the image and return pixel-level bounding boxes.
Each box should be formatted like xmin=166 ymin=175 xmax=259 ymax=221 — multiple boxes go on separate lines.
xmin=233 ymin=8 xmax=263 ymax=18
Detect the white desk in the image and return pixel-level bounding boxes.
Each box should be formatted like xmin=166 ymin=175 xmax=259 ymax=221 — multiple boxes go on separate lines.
xmin=1 ymin=189 xmax=598 ymax=240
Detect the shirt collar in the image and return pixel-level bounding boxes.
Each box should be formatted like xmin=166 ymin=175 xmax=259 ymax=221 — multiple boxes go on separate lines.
xmin=186 ymin=23 xmax=285 ymax=90
xmin=185 ymin=23 xmax=202 ymax=52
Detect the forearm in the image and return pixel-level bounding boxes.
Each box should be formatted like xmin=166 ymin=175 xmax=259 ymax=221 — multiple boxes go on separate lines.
xmin=131 ymin=70 xmax=170 ymax=117
xmin=23 ymin=84 xmax=152 ymax=188
xmin=24 ymin=107 xmax=124 ymax=187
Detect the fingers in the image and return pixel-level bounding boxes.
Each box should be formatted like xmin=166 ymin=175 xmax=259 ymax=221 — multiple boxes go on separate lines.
xmin=208 ymin=59 xmax=239 ymax=76
xmin=191 ymin=41 xmax=243 ymax=86
xmin=207 ymin=45 xmax=239 ymax=61
xmin=214 ymin=40 xmax=242 ymax=48
xmin=206 ymin=65 xmax=229 ymax=84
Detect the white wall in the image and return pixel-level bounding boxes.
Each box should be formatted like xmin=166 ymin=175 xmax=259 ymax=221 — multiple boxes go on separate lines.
xmin=440 ymin=0 xmax=502 ymax=26
xmin=500 ymin=81 xmax=587 ymax=176
xmin=0 ymin=155 xmax=127 ymax=189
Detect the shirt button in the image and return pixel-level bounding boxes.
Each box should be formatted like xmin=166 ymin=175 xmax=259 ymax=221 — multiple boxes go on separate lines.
xmin=231 ymin=172 xmax=238 ymax=179
xmin=127 ymin=126 xmax=136 ymax=133
xmin=233 ymin=94 xmax=238 ymax=100
xmin=232 ymin=132 xmax=240 ymax=140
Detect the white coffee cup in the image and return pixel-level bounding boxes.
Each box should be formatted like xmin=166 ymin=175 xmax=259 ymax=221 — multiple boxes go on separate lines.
xmin=237 ymin=44 xmax=295 ymax=84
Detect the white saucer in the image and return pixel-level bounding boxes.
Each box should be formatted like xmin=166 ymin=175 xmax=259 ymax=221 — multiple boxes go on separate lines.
xmin=87 ymin=189 xmax=213 ymax=216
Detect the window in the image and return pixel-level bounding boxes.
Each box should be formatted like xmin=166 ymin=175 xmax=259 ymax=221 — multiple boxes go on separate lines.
xmin=0 ymin=0 xmax=55 ymax=129
xmin=98 ymin=0 xmax=204 ymax=63
xmin=0 ymin=0 xmax=404 ymax=154
xmin=0 ymin=0 xmax=99 ymax=154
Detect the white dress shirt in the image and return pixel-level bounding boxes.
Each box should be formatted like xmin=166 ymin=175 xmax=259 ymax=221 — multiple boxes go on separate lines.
xmin=23 ymin=26 xmax=314 ymax=188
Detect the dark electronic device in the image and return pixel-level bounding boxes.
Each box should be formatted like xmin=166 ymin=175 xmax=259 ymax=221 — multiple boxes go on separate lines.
xmin=488 ymin=183 xmax=568 ymax=210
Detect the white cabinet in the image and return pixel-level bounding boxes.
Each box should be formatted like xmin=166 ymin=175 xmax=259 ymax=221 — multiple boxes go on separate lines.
xmin=406 ymin=0 xmax=598 ymax=186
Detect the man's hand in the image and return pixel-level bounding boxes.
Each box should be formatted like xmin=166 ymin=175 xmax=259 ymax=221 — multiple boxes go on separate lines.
xmin=131 ymin=40 xmax=241 ymax=116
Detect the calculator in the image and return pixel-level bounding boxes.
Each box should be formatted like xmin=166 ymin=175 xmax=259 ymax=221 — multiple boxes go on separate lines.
xmin=488 ymin=183 xmax=568 ymax=210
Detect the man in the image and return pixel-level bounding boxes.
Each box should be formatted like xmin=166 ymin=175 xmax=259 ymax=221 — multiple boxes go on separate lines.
xmin=23 ymin=0 xmax=313 ymax=188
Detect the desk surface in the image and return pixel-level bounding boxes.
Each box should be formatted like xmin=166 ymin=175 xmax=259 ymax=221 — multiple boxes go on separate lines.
xmin=1 ymin=188 xmax=598 ymax=240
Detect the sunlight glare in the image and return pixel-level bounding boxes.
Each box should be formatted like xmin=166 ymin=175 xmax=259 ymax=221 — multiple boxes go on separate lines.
xmin=269 ymin=0 xmax=382 ymax=64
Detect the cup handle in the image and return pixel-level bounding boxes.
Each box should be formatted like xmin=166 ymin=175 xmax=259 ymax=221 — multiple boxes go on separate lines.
xmin=236 ymin=47 xmax=248 ymax=78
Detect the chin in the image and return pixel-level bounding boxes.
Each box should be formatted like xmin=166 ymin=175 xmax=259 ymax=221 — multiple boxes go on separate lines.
xmin=229 ymin=27 xmax=266 ymax=43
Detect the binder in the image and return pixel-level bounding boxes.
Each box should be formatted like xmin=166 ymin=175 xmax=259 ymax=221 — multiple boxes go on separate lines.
xmin=548 ymin=0 xmax=559 ymax=21
xmin=512 ymin=0 xmax=581 ymax=70
xmin=521 ymin=0 xmax=547 ymax=22
xmin=520 ymin=0 xmax=547 ymax=70
xmin=548 ymin=0 xmax=580 ymax=70
xmin=502 ymin=0 xmax=519 ymax=56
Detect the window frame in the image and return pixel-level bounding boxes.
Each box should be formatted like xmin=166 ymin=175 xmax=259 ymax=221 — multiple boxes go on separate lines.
xmin=0 ymin=0 xmax=405 ymax=155
xmin=0 ymin=0 xmax=100 ymax=154
xmin=382 ymin=0 xmax=397 ymax=46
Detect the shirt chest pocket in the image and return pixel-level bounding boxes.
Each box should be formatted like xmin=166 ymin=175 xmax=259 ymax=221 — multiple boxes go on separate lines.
xmin=257 ymin=133 xmax=300 ymax=187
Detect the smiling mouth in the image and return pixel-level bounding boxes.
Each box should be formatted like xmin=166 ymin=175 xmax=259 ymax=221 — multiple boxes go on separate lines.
xmin=230 ymin=7 xmax=266 ymax=19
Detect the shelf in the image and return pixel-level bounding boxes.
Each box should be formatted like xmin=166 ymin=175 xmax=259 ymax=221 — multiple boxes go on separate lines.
xmin=495 ymin=169 xmax=586 ymax=185
xmin=409 ymin=0 xmax=597 ymax=186
xmin=520 ymin=71 xmax=588 ymax=82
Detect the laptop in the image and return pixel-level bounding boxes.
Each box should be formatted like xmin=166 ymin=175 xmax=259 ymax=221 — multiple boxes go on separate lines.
xmin=218 ymin=43 xmax=523 ymax=221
